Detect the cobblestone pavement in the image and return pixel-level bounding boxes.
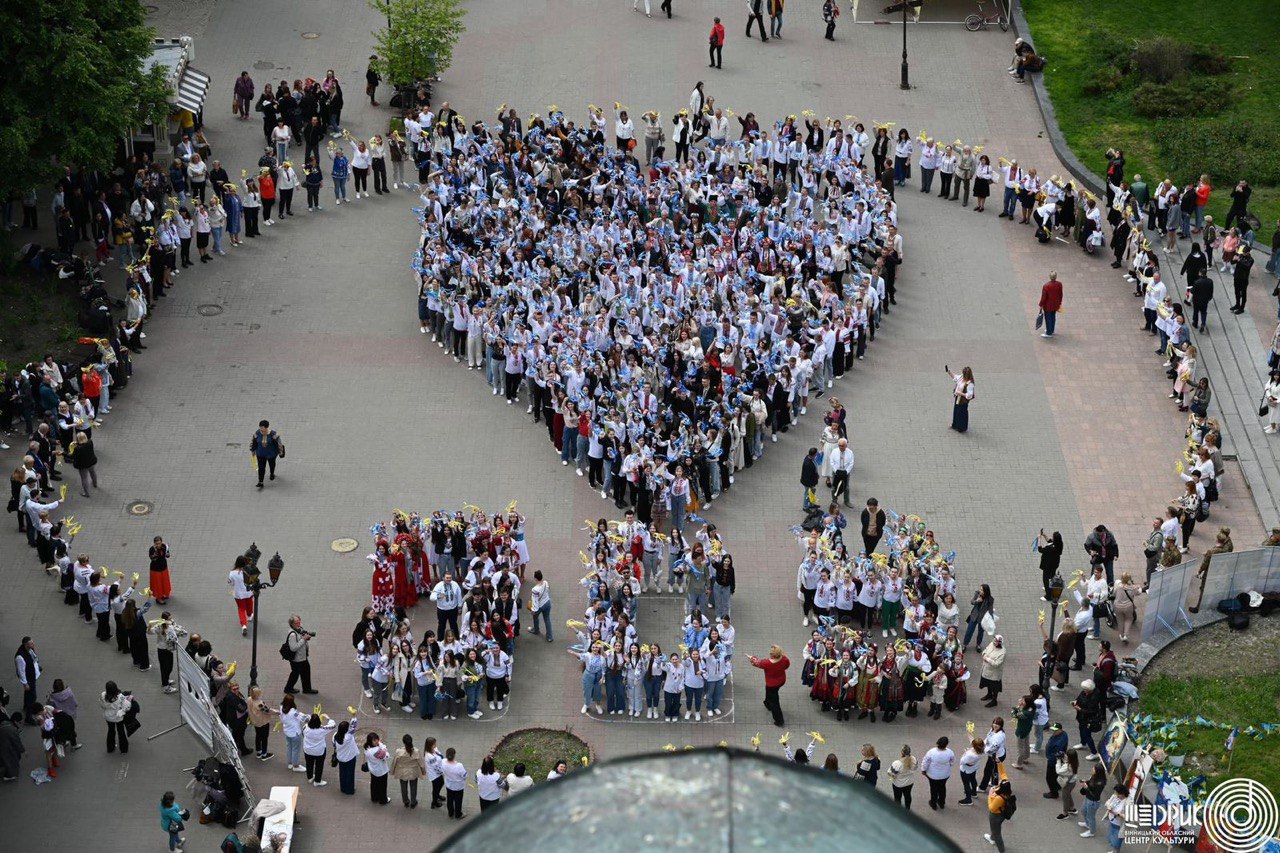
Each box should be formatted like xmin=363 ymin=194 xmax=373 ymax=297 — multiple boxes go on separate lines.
xmin=1 ymin=2 xmax=1261 ymax=851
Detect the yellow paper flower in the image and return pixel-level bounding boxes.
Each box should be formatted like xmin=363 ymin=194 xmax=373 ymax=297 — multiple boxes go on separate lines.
xmin=807 ymin=731 xmax=826 ymax=744
xmin=663 ymin=743 xmax=676 ymax=752
xmin=347 ymin=706 xmax=358 ymax=717
xmin=779 ymin=732 xmax=791 ymax=745
xmin=750 ymin=733 xmax=761 ymax=751
xmin=581 ymin=755 xmax=590 ymax=766
xmin=966 ymin=721 xmax=976 ymax=736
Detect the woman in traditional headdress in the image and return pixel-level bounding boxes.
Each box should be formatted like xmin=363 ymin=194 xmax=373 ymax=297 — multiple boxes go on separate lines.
xmin=855 ymin=647 xmax=881 ymax=721
xmin=369 ymin=542 xmax=394 ymax=616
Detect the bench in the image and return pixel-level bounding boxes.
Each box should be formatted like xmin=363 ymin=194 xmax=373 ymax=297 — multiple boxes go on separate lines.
xmin=260 ymin=786 xmax=299 ymax=852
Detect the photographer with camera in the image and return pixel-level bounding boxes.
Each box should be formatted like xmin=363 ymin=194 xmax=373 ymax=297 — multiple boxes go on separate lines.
xmin=283 ymin=615 xmax=318 ymax=695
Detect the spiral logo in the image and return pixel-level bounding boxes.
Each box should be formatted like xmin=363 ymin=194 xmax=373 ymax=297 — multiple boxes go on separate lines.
xmin=1204 ymin=778 xmax=1280 ymax=853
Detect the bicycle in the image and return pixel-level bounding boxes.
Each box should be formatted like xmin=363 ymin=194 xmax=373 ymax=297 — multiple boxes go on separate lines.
xmin=965 ymin=0 xmax=1009 ymax=31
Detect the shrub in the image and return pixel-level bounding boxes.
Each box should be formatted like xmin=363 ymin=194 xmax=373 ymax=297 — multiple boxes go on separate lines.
xmin=1158 ymin=117 xmax=1280 ymax=188
xmin=1131 ymin=35 xmax=1192 ymax=84
xmin=1083 ymin=65 xmax=1124 ymax=96
xmin=1189 ymin=46 xmax=1231 ymax=76
xmin=1131 ymin=80 xmax=1232 ymax=119
xmin=1087 ymin=26 xmax=1133 ymax=73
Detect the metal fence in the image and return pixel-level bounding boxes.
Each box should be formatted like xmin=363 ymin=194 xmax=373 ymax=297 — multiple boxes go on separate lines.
xmin=1138 ymin=546 xmax=1280 ymax=656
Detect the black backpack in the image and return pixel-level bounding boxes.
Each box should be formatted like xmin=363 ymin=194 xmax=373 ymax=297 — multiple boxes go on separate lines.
xmin=279 ymin=632 xmax=297 ymax=661
xmin=1001 ymin=792 xmax=1017 ymax=821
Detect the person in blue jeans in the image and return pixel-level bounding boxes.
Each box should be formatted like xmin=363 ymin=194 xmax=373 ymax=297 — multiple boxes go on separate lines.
xmin=573 ymin=644 xmax=606 ymax=714
xmin=329 ymin=148 xmax=350 ymax=204
xmin=462 ymin=650 xmax=484 ymax=718
xmin=682 ymin=649 xmax=706 ymax=721
xmin=158 ymin=791 xmax=186 ymax=852
xmin=1104 ymin=786 xmax=1129 ymax=849
xmin=528 ymin=571 xmax=553 ymax=641
xmin=643 ymin=644 xmax=666 ymax=719
xmin=605 ymin=643 xmax=626 ymax=713
xmin=560 ymin=404 xmax=578 ymax=466
xmin=412 ymin=646 xmax=438 ymax=720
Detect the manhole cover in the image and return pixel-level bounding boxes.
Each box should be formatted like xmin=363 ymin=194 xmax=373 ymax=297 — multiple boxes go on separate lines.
xmin=253 ymin=61 xmax=276 ymax=70
xmin=143 ymin=4 xmax=159 ymax=11
xmin=128 ymin=501 xmax=154 ymax=516
xmin=301 ymin=32 xmax=320 ymax=39
xmin=197 ymin=304 xmax=224 ymax=316
xmin=331 ymin=538 xmax=359 ymax=553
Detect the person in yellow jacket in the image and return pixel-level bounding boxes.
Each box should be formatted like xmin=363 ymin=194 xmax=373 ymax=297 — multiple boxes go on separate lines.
xmin=984 ymin=761 xmax=1014 ymax=852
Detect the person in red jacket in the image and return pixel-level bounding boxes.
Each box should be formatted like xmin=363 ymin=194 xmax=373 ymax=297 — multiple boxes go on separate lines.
xmin=1039 ymin=271 xmax=1063 ymax=338
xmin=749 ymin=644 xmax=790 ymax=725
xmin=709 ymin=17 xmax=725 ymax=69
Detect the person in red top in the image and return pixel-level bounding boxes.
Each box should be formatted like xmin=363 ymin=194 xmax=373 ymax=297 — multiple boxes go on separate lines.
xmin=1193 ymin=174 xmax=1211 ymax=232
xmin=80 ymin=366 xmax=103 ymax=413
xmin=708 ymin=17 xmax=725 ymax=69
xmin=1038 ymin=271 xmax=1063 ymax=338
xmin=749 ymin=644 xmax=790 ymax=726
xmin=259 ymin=169 xmax=277 ymax=225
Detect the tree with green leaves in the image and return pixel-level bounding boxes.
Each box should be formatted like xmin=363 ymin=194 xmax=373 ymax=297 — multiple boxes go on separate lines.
xmin=368 ymin=0 xmax=467 ymax=86
xmin=0 ymin=0 xmax=172 ymax=199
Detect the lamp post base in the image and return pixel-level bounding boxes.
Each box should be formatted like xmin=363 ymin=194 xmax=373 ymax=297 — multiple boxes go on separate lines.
xmin=900 ymin=61 xmax=910 ymax=90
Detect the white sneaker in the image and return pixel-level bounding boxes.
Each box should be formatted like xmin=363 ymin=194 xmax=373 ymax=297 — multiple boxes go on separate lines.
xmin=420 ymin=328 xmax=427 ymax=334
xmin=469 ymin=711 xmax=482 ymax=719
xmin=581 ymin=704 xmax=588 ymax=714
xmin=363 ymin=689 xmax=373 ymax=698
xmin=489 ymin=702 xmax=496 ymax=710
xmin=576 ymin=469 xmax=583 ymax=477
xmin=890 ymin=629 xmax=897 ymax=637
xmin=984 ymin=833 xmax=995 ymax=845
xmin=803 ymin=617 xmax=810 ymax=627
xmin=695 ymin=712 xmax=702 ymax=721
xmin=562 ymin=460 xmax=568 ymax=466
xmin=497 ymin=701 xmax=504 ymax=710
xmin=771 ymin=434 xmax=777 ymax=443
xmin=1080 ymin=831 xmax=1094 ymax=838
xmin=527 ymin=405 xmax=533 ymax=413
xmin=601 ymin=490 xmax=607 ymax=499
xmin=313 ymin=780 xmax=328 ymax=787
xmin=827 ymin=380 xmax=833 ymax=388
xmin=594 ymin=704 xmax=603 ymax=714
xmin=393 ymin=182 xmax=399 ymax=188
xmin=882 ymin=629 xmax=888 ymax=638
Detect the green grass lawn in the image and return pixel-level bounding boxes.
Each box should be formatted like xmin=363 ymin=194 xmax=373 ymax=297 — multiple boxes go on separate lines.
xmin=1023 ymin=0 xmax=1280 ymax=233
xmin=490 ymin=727 xmax=591 ymax=785
xmin=1138 ymin=674 xmax=1280 ymax=794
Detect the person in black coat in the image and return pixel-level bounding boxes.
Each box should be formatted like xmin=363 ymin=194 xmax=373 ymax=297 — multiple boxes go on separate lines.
xmin=1230 ymin=246 xmax=1255 ymax=313
xmin=1225 ymin=179 xmax=1252 ymax=230
xmin=800 ymin=447 xmax=820 ymax=512
xmin=860 ymin=498 xmax=887 ymax=556
xmin=1036 ymin=529 xmax=1064 ymax=599
xmin=1109 ymin=219 xmax=1131 ymax=268
xmin=1180 ymin=244 xmax=1207 ymax=287
xmin=1190 ymin=274 xmax=1214 ymax=332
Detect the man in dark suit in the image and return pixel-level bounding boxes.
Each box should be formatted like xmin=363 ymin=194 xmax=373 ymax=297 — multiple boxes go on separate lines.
xmin=861 ymin=498 xmax=887 ymax=555
xmin=801 ymin=447 xmax=819 ymax=512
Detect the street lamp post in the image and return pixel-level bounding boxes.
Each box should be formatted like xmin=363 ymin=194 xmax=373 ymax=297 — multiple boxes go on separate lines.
xmin=1039 ymin=574 xmax=1065 ymax=691
xmin=244 ymin=543 xmax=286 ymax=689
xmin=900 ymin=1 xmax=910 ymax=90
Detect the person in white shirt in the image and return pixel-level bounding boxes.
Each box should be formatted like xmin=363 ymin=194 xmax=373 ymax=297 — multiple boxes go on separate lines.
xmin=888 ymin=744 xmax=918 ymax=808
xmin=363 ymin=732 xmax=391 ymax=804
xmin=228 ymin=557 xmax=254 ymax=636
xmin=301 ymin=712 xmax=337 ymax=787
xmin=829 ymin=438 xmax=855 ymax=507
xmin=475 ymin=755 xmax=507 ymax=811
xmin=546 ymin=759 xmax=569 ymax=781
xmin=921 ymin=736 xmax=956 ymax=809
xmin=1084 ymin=566 xmax=1111 ymax=639
xmin=441 ymin=748 xmax=468 ymax=819
xmin=529 ymin=570 xmax=553 ymax=641
xmin=978 ymin=718 xmax=1008 ymax=792
xmin=614 ymin=107 xmax=635 ymax=152
xmin=504 ymin=762 xmax=534 ymax=796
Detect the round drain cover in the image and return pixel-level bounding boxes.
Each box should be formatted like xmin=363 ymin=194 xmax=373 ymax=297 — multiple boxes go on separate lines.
xmin=331 ymin=538 xmax=359 ymax=553
xmin=129 ymin=501 xmax=154 ymax=516
xmin=197 ymin=304 xmax=224 ymax=316
xmin=253 ymin=61 xmax=276 ymax=70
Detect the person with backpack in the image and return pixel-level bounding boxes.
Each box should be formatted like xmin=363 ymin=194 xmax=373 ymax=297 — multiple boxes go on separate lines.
xmin=250 ymin=419 xmax=284 ymax=489
xmin=282 ymin=615 xmax=318 ymax=694
xmin=983 ymin=761 xmax=1015 ymax=851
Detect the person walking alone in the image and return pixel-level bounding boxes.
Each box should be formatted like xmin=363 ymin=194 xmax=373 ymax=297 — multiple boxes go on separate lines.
xmin=922 ymin=736 xmax=956 ymax=811
xmin=746 ymin=0 xmax=768 ymax=41
xmin=1039 ymin=271 xmax=1063 ymax=338
xmin=708 ymin=17 xmax=725 ymax=69
xmin=250 ymin=419 xmax=284 ymax=489
xmin=822 ymin=0 xmax=839 ymax=40
xmin=749 ymin=645 xmax=790 ymax=726
xmin=283 ymin=615 xmax=318 ymax=695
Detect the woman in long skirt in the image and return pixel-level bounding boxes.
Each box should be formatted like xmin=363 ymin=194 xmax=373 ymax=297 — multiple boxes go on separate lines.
xmin=949 ymin=367 xmax=974 ymax=433
xmin=855 ymin=652 xmax=880 ymax=721
xmin=879 ymin=649 xmax=905 ymax=721
xmin=149 ymin=537 xmax=173 ymax=604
